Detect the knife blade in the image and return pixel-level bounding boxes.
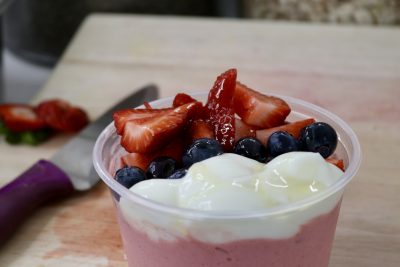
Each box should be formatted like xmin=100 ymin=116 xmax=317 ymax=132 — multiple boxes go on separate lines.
xmin=0 ymin=85 xmax=158 ymax=246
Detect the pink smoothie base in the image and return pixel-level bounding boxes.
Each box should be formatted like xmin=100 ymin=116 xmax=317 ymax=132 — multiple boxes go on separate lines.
xmin=114 ymin=201 xmax=341 ymax=267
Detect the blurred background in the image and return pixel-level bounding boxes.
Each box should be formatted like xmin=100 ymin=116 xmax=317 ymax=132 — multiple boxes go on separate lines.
xmin=0 ymin=0 xmax=399 ymax=103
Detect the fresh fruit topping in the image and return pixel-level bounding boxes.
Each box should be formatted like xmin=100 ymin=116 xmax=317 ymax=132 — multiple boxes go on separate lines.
xmin=173 ymin=93 xmax=206 ymax=119
xmin=112 ymin=69 xmax=344 ymax=189
xmin=235 ymin=118 xmax=257 ymax=141
xmin=187 ymin=119 xmax=214 ymax=143
xmin=36 ymin=99 xmax=89 ymax=132
xmin=147 ymin=156 xmax=178 ymax=178
xmin=0 ymin=104 xmax=46 ymax=132
xmin=185 ymin=101 xmax=205 ymax=119
xmin=326 ymin=158 xmax=345 ymax=171
xmin=113 ymin=108 xmax=173 ymax=135
xmin=119 ymin=103 xmax=193 ymax=153
xmin=167 ymin=169 xmax=187 ymax=179
xmin=143 ymin=102 xmax=153 ymax=109
xmin=233 ymin=137 xmax=266 ymax=163
xmin=173 ymin=93 xmax=197 ymax=107
xmin=256 ymin=118 xmax=315 ymax=144
xmin=121 ymin=138 xmax=184 ymax=170
xmin=233 ymin=82 xmax=290 ymax=128
xmin=160 ymin=138 xmax=186 ymax=163
xmin=300 ymin=122 xmax=338 ymax=158
xmin=266 ymin=131 xmax=300 ymax=159
xmin=205 ymin=68 xmax=237 ymax=151
xmin=182 ymin=138 xmax=224 ymax=168
xmin=121 ymin=153 xmax=153 ymax=171
xmin=115 ymin=166 xmax=147 ymax=188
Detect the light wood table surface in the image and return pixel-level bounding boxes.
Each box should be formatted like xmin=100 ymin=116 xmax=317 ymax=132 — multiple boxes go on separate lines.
xmin=0 ymin=14 xmax=399 ymax=267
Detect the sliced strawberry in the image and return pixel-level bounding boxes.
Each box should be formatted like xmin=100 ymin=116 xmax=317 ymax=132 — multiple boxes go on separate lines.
xmin=173 ymin=93 xmax=207 ymax=120
xmin=161 ymin=138 xmax=185 ymax=162
xmin=205 ymin=69 xmax=237 ymax=151
xmin=121 ymin=153 xmax=153 ymax=170
xmin=119 ymin=103 xmax=193 ymax=153
xmin=235 ymin=118 xmax=258 ymax=141
xmin=233 ymin=82 xmax=291 ymax=128
xmin=256 ymin=118 xmax=315 ymax=144
xmin=173 ymin=93 xmax=197 ymax=107
xmin=326 ymin=158 xmax=345 ymax=171
xmin=121 ymin=138 xmax=184 ymax=170
xmin=113 ymin=108 xmax=173 ymax=135
xmin=36 ymin=99 xmax=89 ymax=132
xmin=185 ymin=101 xmax=205 ymax=120
xmin=187 ymin=119 xmax=214 ymax=143
xmin=0 ymin=104 xmax=46 ymax=132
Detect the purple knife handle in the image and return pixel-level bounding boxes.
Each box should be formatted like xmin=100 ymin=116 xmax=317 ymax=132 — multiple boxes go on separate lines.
xmin=0 ymin=159 xmax=74 ymax=246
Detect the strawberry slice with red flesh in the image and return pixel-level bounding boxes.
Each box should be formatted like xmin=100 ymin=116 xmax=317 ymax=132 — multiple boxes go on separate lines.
xmin=113 ymin=108 xmax=173 ymax=135
xmin=205 ymin=69 xmax=237 ymax=152
xmin=187 ymin=119 xmax=214 ymax=143
xmin=233 ymin=82 xmax=291 ymax=128
xmin=36 ymin=99 xmax=89 ymax=132
xmin=121 ymin=153 xmax=153 ymax=170
xmin=0 ymin=104 xmax=46 ymax=132
xmin=121 ymin=138 xmax=184 ymax=170
xmin=235 ymin=118 xmax=258 ymax=141
xmin=256 ymin=118 xmax=315 ymax=144
xmin=173 ymin=93 xmax=206 ymax=120
xmin=118 ymin=103 xmax=194 ymax=153
xmin=326 ymin=158 xmax=345 ymax=171
xmin=173 ymin=93 xmax=197 ymax=108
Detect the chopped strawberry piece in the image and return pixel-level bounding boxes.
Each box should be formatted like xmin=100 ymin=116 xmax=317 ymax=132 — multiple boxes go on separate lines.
xmin=235 ymin=118 xmax=258 ymax=141
xmin=173 ymin=93 xmax=206 ymax=120
xmin=143 ymin=102 xmax=153 ymax=109
xmin=256 ymin=118 xmax=315 ymax=144
xmin=36 ymin=99 xmax=89 ymax=132
xmin=205 ymin=69 xmax=237 ymax=151
xmin=121 ymin=153 xmax=153 ymax=170
xmin=187 ymin=119 xmax=214 ymax=143
xmin=161 ymin=138 xmax=185 ymax=162
xmin=118 ymin=103 xmax=193 ymax=153
xmin=121 ymin=139 xmax=184 ymax=170
xmin=185 ymin=101 xmax=205 ymax=120
xmin=113 ymin=108 xmax=173 ymax=135
xmin=233 ymin=82 xmax=291 ymax=128
xmin=173 ymin=93 xmax=197 ymax=107
xmin=326 ymin=158 xmax=345 ymax=171
xmin=0 ymin=104 xmax=46 ymax=132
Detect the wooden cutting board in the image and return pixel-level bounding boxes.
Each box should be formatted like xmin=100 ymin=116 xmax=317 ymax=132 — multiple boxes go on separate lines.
xmin=0 ymin=14 xmax=399 ymax=267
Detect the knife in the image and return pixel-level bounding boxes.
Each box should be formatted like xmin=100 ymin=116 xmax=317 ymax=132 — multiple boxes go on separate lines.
xmin=0 ymin=85 xmax=158 ymax=246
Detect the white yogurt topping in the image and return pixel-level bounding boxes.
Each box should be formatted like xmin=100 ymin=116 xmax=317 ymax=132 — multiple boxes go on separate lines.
xmin=131 ymin=152 xmax=342 ymax=211
xmin=119 ymin=152 xmax=344 ymax=243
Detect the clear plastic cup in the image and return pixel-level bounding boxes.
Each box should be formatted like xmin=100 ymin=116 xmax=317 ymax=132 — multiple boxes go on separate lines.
xmin=93 ymin=93 xmax=361 ymax=267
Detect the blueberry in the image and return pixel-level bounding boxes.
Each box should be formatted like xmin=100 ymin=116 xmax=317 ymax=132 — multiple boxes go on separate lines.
xmin=182 ymin=138 xmax=223 ymax=168
xmin=233 ymin=137 xmax=266 ymax=162
xmin=168 ymin=168 xmax=187 ymax=179
xmin=266 ymin=131 xmax=299 ymax=158
xmin=299 ymin=122 xmax=338 ymax=158
xmin=147 ymin=156 xmax=178 ymax=178
xmin=114 ymin=166 xmax=147 ymax=188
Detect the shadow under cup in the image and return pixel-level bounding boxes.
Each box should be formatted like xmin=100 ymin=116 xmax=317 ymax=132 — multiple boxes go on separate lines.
xmin=93 ymin=93 xmax=361 ymax=267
